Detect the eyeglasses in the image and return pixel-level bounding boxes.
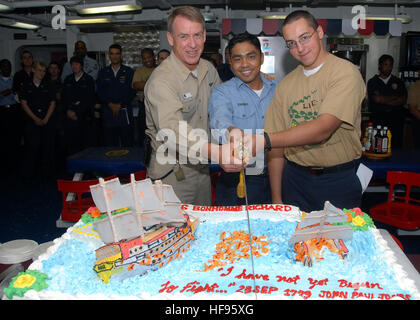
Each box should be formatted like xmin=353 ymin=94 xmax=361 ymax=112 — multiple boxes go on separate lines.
xmin=285 ymin=31 xmax=316 ymax=50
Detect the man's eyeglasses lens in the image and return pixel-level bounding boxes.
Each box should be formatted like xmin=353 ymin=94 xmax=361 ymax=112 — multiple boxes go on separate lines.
xmin=285 ymin=31 xmax=316 ymax=49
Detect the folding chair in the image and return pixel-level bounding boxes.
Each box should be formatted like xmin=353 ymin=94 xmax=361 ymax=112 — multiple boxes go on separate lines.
xmin=57 ymin=175 xmax=117 ymax=222
xmin=369 ymin=171 xmax=420 ymax=231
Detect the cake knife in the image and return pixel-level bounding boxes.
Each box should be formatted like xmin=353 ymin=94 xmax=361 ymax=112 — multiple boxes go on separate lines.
xmin=237 ymin=165 xmax=257 ymax=300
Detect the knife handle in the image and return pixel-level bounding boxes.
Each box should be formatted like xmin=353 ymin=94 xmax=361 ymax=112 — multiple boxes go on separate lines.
xmin=237 ymin=169 xmax=245 ymax=198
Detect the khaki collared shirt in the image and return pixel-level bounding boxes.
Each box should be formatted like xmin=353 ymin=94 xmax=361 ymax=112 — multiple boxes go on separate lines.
xmin=144 ymin=52 xmax=221 ymax=179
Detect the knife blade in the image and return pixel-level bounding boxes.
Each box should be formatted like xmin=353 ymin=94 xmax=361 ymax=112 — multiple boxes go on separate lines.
xmin=237 ymin=160 xmax=257 ymax=299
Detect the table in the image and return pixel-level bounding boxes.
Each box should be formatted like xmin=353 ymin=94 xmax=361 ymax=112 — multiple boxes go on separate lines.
xmin=362 ymin=148 xmax=420 ymax=180
xmin=67 ymin=147 xmax=146 ymax=175
xmin=58 ymin=147 xmax=146 ymax=228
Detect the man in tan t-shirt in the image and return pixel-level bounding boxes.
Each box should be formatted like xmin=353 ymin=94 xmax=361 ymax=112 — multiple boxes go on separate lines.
xmin=245 ymin=10 xmax=366 ymax=212
xmin=407 ymin=78 xmax=420 ymax=148
xmin=144 ymin=6 xmax=243 ymax=205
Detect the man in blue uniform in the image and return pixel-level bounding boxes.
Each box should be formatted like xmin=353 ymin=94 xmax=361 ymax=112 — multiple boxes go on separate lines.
xmin=61 ymin=41 xmax=99 ymax=81
xmin=209 ymin=33 xmax=278 ymax=205
xmin=0 ymin=59 xmax=19 ymax=173
xmin=367 ymin=54 xmax=407 ymax=148
xmin=62 ymin=56 xmax=96 ymax=155
xmin=97 ymin=43 xmax=136 ymax=147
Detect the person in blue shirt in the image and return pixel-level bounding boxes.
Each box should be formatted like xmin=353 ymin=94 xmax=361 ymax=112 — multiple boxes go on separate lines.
xmin=97 ymin=43 xmax=136 ymax=147
xmin=0 ymin=59 xmax=20 ymax=173
xmin=209 ymin=33 xmax=278 ymax=206
xmin=61 ymin=41 xmax=99 ymax=82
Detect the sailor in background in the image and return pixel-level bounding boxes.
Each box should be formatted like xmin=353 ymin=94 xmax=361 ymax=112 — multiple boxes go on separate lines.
xmin=61 ymin=41 xmax=99 ymax=82
xmin=62 ymin=56 xmax=96 ymax=155
xmin=0 ymin=59 xmax=20 ymax=173
xmin=367 ymin=54 xmax=407 ymax=149
xmin=97 ymin=43 xmax=136 ymax=147
xmin=20 ymin=61 xmax=56 ymax=182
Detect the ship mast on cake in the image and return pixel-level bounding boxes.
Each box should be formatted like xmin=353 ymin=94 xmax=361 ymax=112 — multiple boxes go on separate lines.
xmin=89 ymin=175 xmax=198 ymax=283
xmin=290 ymin=201 xmax=353 ymax=267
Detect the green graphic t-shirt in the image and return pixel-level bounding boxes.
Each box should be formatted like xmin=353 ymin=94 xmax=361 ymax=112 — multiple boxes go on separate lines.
xmin=265 ymin=53 xmax=366 ymax=167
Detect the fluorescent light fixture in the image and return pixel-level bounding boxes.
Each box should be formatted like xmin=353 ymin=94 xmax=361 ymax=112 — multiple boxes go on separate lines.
xmin=0 ymin=1 xmax=12 ymax=12
xmin=67 ymin=17 xmax=112 ymax=24
xmin=202 ymin=5 xmax=216 ymax=23
xmin=0 ymin=19 xmax=40 ymax=30
xmin=365 ymin=14 xmax=412 ymax=24
xmin=75 ymin=0 xmax=142 ymax=15
xmin=257 ymin=12 xmax=287 ymax=19
xmin=11 ymin=21 xmax=40 ymax=29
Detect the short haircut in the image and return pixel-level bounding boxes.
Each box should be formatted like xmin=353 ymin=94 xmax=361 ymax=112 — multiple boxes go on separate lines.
xmin=227 ymin=33 xmax=262 ymax=56
xmin=141 ymin=48 xmax=154 ymax=56
xmin=158 ymin=49 xmax=170 ymax=56
xmin=70 ymin=56 xmax=84 ymax=66
xmin=283 ymin=10 xmax=319 ymax=31
xmin=109 ymin=43 xmax=122 ymax=53
xmin=167 ymin=6 xmax=205 ymax=34
xmin=32 ymin=61 xmax=47 ymax=70
xmin=0 ymin=59 xmax=11 ymax=67
xmin=74 ymin=41 xmax=86 ymax=48
xmin=379 ymin=54 xmax=394 ymax=66
xmin=21 ymin=50 xmax=33 ymax=59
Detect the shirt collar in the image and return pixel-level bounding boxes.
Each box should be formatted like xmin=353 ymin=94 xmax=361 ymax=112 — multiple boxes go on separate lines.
xmin=168 ymin=52 xmax=208 ymax=82
xmin=234 ymin=72 xmax=276 ymax=91
xmin=379 ymin=74 xmax=392 ymax=84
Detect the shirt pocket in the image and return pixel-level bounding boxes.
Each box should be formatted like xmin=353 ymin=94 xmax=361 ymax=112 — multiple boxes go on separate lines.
xmin=233 ymin=103 xmax=256 ymax=129
xmin=180 ymin=97 xmax=197 ymax=120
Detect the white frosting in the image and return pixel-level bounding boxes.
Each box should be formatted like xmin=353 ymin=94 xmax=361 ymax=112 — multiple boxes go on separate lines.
xmin=370 ymin=228 xmax=420 ymax=300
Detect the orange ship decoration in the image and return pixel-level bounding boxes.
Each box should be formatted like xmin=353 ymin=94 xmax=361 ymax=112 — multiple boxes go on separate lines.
xmin=89 ymin=175 xmax=198 ymax=283
xmin=290 ymin=201 xmax=353 ymax=267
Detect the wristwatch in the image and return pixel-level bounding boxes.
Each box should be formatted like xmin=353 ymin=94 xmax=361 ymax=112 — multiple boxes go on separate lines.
xmin=264 ymin=132 xmax=272 ymax=152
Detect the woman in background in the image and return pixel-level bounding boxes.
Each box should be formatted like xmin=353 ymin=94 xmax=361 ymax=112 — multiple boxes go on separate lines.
xmin=20 ymin=61 xmax=56 ymax=183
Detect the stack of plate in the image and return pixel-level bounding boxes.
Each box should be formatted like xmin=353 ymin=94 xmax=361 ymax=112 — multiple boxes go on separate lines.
xmin=0 ymin=239 xmax=39 ymax=265
xmin=32 ymin=241 xmax=54 ymax=261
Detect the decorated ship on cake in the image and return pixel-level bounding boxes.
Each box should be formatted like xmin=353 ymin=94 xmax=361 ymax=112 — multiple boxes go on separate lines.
xmin=290 ymin=201 xmax=353 ymax=267
xmin=89 ymin=175 xmax=198 ymax=283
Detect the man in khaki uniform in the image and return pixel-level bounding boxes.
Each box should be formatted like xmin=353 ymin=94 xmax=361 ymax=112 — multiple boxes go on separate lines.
xmin=407 ymin=78 xmax=420 ymax=148
xmin=245 ymin=11 xmax=366 ymax=212
xmin=144 ymin=6 xmax=226 ymax=205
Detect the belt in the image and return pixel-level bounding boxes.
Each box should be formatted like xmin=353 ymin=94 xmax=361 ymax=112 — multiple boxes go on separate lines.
xmin=221 ymin=169 xmax=268 ymax=179
xmin=286 ymin=159 xmax=359 ymax=175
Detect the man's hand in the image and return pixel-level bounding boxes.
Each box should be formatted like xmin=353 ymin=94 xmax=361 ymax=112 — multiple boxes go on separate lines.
xmin=228 ymin=127 xmax=244 ymax=153
xmin=0 ymin=88 xmax=12 ymax=97
xmin=244 ymin=133 xmax=265 ymax=157
xmin=66 ymin=110 xmax=78 ymax=121
xmin=108 ymin=102 xmax=121 ymax=116
xmin=34 ymin=117 xmax=44 ymax=126
xmin=260 ymin=72 xmax=277 ymax=82
xmin=219 ymin=142 xmax=245 ymax=173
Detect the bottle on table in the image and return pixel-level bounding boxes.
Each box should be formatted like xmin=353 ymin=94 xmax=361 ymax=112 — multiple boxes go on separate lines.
xmin=374 ymin=125 xmax=382 ymax=154
xmin=366 ymin=123 xmax=374 ymax=152
xmin=382 ymin=126 xmax=389 ymax=154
